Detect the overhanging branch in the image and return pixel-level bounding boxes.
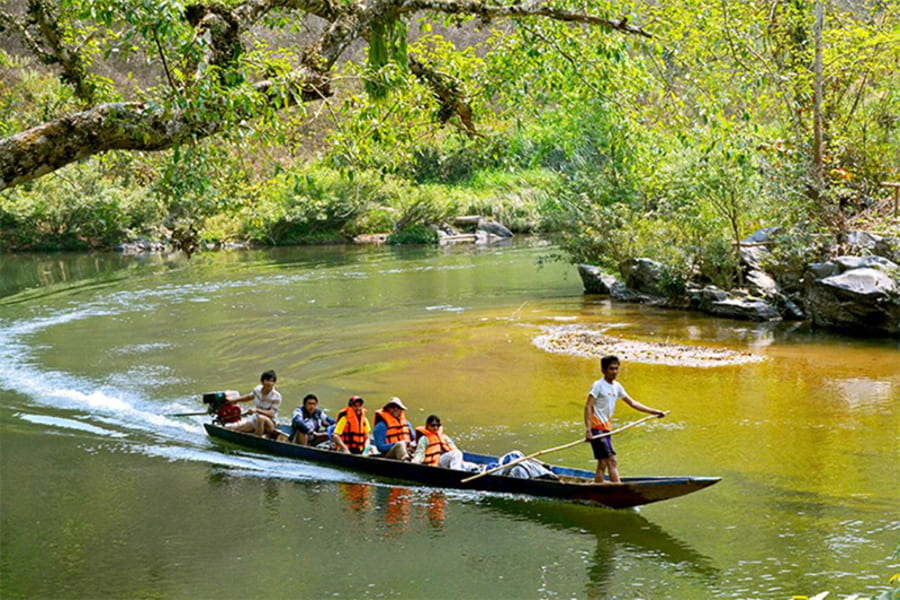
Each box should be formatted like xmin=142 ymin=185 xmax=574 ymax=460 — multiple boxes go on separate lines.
xmin=398 ymin=0 xmax=652 ymax=38
xmin=0 ymin=0 xmax=651 ymax=191
xmin=0 ymin=69 xmax=331 ymax=192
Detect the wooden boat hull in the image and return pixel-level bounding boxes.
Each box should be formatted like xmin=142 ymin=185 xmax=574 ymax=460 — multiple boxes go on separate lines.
xmin=204 ymin=423 xmax=720 ymax=509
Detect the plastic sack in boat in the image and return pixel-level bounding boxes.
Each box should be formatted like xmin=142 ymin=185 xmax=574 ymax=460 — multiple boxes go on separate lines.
xmin=498 ymin=451 xmax=558 ymax=480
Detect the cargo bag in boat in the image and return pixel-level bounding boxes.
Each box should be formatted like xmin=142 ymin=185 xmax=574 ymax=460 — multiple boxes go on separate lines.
xmin=498 ymin=451 xmax=559 ymax=480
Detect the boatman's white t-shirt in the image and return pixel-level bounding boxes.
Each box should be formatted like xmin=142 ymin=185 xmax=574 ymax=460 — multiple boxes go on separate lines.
xmin=588 ymin=378 xmax=627 ymax=431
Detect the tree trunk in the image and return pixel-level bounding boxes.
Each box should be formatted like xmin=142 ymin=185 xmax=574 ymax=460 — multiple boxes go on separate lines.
xmin=811 ymin=0 xmax=825 ymax=196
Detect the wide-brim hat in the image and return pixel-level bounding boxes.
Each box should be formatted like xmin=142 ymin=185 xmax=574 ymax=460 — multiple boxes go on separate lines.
xmin=384 ymin=397 xmax=407 ymax=410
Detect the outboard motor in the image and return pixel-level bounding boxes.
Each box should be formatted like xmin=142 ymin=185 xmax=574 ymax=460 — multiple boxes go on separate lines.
xmin=203 ymin=391 xmax=242 ymax=424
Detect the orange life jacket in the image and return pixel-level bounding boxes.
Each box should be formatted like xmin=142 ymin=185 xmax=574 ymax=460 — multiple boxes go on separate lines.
xmin=415 ymin=426 xmax=453 ymax=466
xmin=336 ymin=407 xmax=368 ymax=454
xmin=374 ymin=409 xmax=413 ymax=444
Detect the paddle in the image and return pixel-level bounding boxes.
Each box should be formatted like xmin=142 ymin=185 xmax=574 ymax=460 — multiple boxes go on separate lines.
xmin=460 ymin=411 xmax=668 ymax=484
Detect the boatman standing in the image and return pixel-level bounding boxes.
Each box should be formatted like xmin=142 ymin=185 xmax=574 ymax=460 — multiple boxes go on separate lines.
xmin=585 ymin=355 xmax=666 ymax=483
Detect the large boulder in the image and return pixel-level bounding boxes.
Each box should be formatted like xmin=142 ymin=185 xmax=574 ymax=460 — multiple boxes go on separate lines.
xmin=578 ymin=261 xmax=676 ymax=305
xmin=708 ymin=296 xmax=782 ymax=322
xmin=743 ymin=227 xmax=781 ymax=245
xmin=687 ymin=285 xmax=783 ymax=321
xmin=770 ymin=292 xmax=806 ymax=321
xmin=477 ymin=218 xmax=513 ymax=238
xmin=577 ymin=265 xmax=620 ymax=295
xmin=740 ymin=227 xmax=780 ymax=270
xmin=746 ymin=269 xmax=778 ymax=297
xmin=843 ymin=230 xmax=882 ymax=253
xmin=620 ymin=258 xmax=665 ymax=295
xmin=832 ymin=255 xmax=895 ymax=273
xmin=687 ymin=285 xmax=729 ymax=312
xmin=844 ymin=230 xmax=900 ymax=262
xmin=474 ymin=229 xmax=511 ymax=245
xmin=805 ymin=261 xmax=900 ymax=336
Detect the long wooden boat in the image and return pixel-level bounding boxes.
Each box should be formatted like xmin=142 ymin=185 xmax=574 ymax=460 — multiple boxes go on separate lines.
xmin=204 ymin=423 xmax=720 ymax=509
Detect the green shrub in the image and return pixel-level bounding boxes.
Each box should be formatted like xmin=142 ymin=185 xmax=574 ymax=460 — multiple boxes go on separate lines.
xmin=695 ymin=235 xmax=741 ymax=289
xmin=343 ymin=206 xmax=397 ymax=237
xmin=386 ymin=223 xmax=439 ymax=244
xmin=200 ymin=214 xmax=244 ymax=245
xmin=234 ymin=167 xmax=386 ymax=245
xmin=393 ymin=186 xmax=455 ymax=231
xmin=0 ymin=171 xmax=161 ymax=250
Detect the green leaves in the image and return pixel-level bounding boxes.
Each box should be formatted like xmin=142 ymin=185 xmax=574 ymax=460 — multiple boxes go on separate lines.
xmin=365 ymin=17 xmax=410 ymax=100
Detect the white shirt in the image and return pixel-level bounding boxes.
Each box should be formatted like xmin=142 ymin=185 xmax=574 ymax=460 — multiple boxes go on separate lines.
xmin=252 ymin=385 xmax=282 ymax=420
xmin=588 ymin=378 xmax=627 ymax=430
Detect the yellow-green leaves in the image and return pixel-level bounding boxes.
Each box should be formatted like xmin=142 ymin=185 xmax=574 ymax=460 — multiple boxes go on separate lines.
xmin=365 ymin=17 xmax=409 ymax=100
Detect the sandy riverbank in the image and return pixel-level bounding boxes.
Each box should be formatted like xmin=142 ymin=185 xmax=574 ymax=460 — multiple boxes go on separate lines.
xmin=533 ymin=325 xmax=765 ymax=368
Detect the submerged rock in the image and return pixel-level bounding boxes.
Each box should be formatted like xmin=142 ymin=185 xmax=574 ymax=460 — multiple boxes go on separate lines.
xmin=708 ymin=296 xmax=782 ymax=322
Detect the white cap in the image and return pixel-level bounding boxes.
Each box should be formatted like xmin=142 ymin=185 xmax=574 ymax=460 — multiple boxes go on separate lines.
xmin=384 ymin=397 xmax=407 ymax=410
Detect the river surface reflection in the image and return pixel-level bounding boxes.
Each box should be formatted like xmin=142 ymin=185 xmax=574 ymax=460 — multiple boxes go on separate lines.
xmin=1 ymin=241 xmax=898 ymax=599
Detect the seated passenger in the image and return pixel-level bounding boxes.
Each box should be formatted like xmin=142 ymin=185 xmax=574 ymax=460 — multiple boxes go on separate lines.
xmin=291 ymin=393 xmax=335 ymax=445
xmin=226 ymin=369 xmax=281 ymax=438
xmin=373 ymin=397 xmax=415 ymax=461
xmin=331 ymin=396 xmax=371 ymax=454
xmin=413 ymin=414 xmax=464 ymax=469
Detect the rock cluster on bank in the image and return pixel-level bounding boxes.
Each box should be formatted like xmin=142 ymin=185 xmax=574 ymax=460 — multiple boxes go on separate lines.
xmin=578 ymin=228 xmax=900 ymax=337
xmin=435 ymin=216 xmax=515 ymax=245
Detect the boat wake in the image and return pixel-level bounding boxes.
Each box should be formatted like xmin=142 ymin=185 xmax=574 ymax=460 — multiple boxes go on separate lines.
xmin=0 ymin=292 xmax=493 ymax=491
xmin=0 ymin=283 xmax=366 ymax=486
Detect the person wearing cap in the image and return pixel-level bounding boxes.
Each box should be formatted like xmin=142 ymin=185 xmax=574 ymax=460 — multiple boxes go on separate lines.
xmin=412 ymin=414 xmax=464 ymax=469
xmin=373 ymin=397 xmax=415 ymax=460
xmin=291 ymin=393 xmax=335 ymax=445
xmin=331 ymin=396 xmax=371 ymax=454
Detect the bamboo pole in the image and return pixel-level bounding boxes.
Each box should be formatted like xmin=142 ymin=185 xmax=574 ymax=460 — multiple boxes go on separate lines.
xmin=460 ymin=412 xmax=668 ymax=484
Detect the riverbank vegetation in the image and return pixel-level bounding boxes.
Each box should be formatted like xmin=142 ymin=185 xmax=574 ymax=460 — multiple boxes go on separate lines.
xmin=2 ymin=0 xmax=899 ymax=293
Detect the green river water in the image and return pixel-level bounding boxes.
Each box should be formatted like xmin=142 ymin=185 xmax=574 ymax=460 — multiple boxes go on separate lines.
xmin=0 ymin=240 xmax=897 ymax=599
